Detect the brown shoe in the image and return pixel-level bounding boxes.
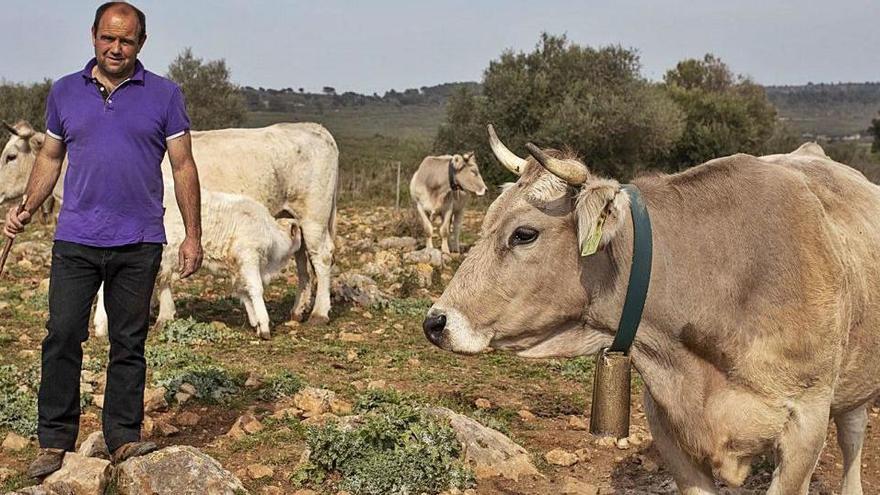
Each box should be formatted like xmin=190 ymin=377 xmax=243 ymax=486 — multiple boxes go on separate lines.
xmin=111 ymin=441 xmax=158 ymax=464
xmin=26 ymin=448 xmax=65 ymax=479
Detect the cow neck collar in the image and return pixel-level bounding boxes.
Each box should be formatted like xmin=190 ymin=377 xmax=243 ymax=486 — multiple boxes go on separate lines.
xmin=448 ymin=159 xmax=462 ymax=192
xmin=607 ymin=184 xmax=653 ymax=354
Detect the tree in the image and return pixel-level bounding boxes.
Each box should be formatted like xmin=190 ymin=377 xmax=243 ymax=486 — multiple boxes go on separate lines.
xmin=663 ymin=54 xmax=778 ymax=168
xmin=166 ymin=48 xmax=246 ymax=130
xmin=435 ymin=34 xmax=684 ymax=186
xmin=0 ymin=79 xmax=53 ymax=136
xmin=870 ymin=113 xmax=880 ymax=154
xmin=322 ymin=86 xmax=336 ymax=96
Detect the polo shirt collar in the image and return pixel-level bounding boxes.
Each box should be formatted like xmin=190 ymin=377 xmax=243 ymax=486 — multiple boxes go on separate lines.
xmin=80 ymin=58 xmax=146 ymax=84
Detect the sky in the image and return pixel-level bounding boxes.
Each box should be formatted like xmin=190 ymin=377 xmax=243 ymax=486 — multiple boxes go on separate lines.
xmin=2 ymin=0 xmax=878 ymax=94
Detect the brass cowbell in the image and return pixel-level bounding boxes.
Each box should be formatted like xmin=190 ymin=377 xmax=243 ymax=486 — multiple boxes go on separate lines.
xmin=589 ymin=347 xmax=631 ymax=439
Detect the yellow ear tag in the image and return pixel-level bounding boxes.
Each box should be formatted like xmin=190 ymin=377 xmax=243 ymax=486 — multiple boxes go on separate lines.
xmin=581 ymin=214 xmax=606 ymax=257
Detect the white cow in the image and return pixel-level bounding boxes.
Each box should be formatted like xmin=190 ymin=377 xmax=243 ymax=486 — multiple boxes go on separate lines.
xmin=0 ymin=121 xmax=59 ymax=222
xmin=94 ymin=184 xmax=299 ymax=339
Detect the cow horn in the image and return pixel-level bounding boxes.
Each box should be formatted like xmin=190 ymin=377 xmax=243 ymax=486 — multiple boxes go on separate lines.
xmin=525 ymin=143 xmax=589 ymax=185
xmin=2 ymin=121 xmax=19 ymax=136
xmin=487 ymin=124 xmax=526 ymax=176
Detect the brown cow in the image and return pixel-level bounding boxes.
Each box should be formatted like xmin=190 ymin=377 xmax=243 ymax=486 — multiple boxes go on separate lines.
xmin=409 ymin=153 xmax=487 ymax=253
xmin=423 ymin=126 xmax=880 ymax=495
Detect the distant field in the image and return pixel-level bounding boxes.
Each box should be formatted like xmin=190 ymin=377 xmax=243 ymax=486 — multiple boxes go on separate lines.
xmin=245 ymin=106 xmax=447 ymax=206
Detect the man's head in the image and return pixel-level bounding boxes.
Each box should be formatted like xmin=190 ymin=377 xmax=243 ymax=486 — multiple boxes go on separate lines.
xmin=91 ymin=2 xmax=147 ymax=78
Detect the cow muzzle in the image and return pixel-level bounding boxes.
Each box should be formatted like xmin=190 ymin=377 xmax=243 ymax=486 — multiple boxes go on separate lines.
xmin=423 ymin=312 xmax=447 ymax=346
xmin=423 ymin=306 xmax=490 ymax=354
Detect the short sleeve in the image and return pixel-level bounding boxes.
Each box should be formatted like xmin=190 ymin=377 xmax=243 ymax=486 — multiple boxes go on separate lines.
xmin=44 ymin=85 xmax=64 ymax=141
xmin=164 ymin=85 xmax=191 ymax=141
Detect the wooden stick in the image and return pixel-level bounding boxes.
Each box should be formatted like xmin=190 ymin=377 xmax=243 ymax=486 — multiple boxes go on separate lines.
xmin=0 ymin=194 xmax=29 ymax=278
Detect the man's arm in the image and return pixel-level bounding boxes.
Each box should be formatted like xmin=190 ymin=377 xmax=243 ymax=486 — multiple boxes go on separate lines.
xmin=3 ymin=136 xmax=66 ymax=238
xmin=166 ymin=132 xmax=203 ymax=279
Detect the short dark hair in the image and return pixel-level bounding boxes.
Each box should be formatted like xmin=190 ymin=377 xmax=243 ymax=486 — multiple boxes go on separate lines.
xmin=92 ymin=2 xmax=146 ymax=42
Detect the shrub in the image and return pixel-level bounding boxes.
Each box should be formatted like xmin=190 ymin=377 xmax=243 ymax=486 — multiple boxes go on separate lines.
xmin=153 ymin=364 xmax=244 ymax=403
xmin=257 ymin=370 xmax=305 ymax=402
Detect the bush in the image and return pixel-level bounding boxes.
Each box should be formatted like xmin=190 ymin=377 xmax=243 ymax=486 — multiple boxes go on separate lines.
xmin=146 ymin=345 xmax=213 ymax=369
xmin=0 ymin=80 xmax=52 ymax=138
xmin=158 ymin=317 xmax=239 ymax=345
xmin=302 ymin=399 xmax=475 ymax=495
xmin=153 ymin=364 xmax=244 ymax=403
xmin=257 ymin=370 xmax=305 ymax=401
xmin=0 ymin=364 xmax=38 ymax=436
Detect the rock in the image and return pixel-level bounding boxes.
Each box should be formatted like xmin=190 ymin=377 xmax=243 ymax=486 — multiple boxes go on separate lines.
xmin=428 ymin=407 xmax=539 ymax=481
xmin=17 ymin=258 xmax=34 ymax=271
xmin=176 ymin=411 xmax=201 ymax=427
xmin=179 ymin=383 xmax=197 ymax=395
xmin=0 ymin=301 xmax=9 ymax=311
xmin=0 ymin=467 xmax=15 ymax=483
xmin=568 ymin=415 xmax=589 ymax=430
xmin=293 ymin=387 xmax=337 ymax=417
xmin=43 ymin=453 xmax=111 ymax=494
xmin=302 ymin=413 xmax=339 ymax=426
xmin=77 ymin=431 xmax=109 ymax=459
xmin=271 ymin=407 xmax=303 ymax=420
xmin=366 ymin=380 xmax=386 ymax=390
xmin=113 ymin=446 xmax=247 ymax=494
xmin=595 ymin=436 xmax=617 ymax=448
xmin=403 ymin=248 xmax=442 ymax=267
xmin=2 ymin=432 xmax=29 ymax=451
xmin=474 ymin=398 xmax=492 ymax=410
xmin=616 ymin=438 xmax=630 ymax=450
xmin=338 ymin=332 xmax=365 ymax=343
xmin=143 ymin=387 xmax=168 ymax=413
xmin=81 ymin=370 xmax=98 ymax=384
xmin=227 ymin=414 xmax=262 ymax=439
xmin=517 ymin=409 xmax=536 ymax=421
xmin=244 ymin=373 xmax=262 ymax=389
xmin=574 ymin=448 xmax=591 ymax=463
xmin=155 ymin=421 xmax=179 ymax=437
xmin=545 ymin=449 xmax=579 ymax=467
xmin=292 ymin=490 xmax=317 ymax=495
xmin=561 ymin=476 xmax=599 ymax=495
xmin=331 ymin=272 xmax=388 ymax=307
xmin=378 ymin=237 xmax=418 ymax=251
xmin=37 ymin=278 xmax=51 ymax=294
xmin=260 ymin=488 xmax=284 ymax=495
xmin=92 ymin=394 xmax=105 ymax=409
xmin=412 ymin=263 xmax=434 ymax=287
xmin=142 ymin=416 xmax=155 ymax=437
xmin=174 ymin=392 xmax=193 ymax=405
xmin=330 ymin=398 xmax=353 ymax=415
xmin=246 ymin=463 xmax=274 ymax=479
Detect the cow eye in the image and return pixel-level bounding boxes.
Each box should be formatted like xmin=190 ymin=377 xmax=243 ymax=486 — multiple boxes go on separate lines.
xmin=509 ymin=227 xmax=538 ymax=246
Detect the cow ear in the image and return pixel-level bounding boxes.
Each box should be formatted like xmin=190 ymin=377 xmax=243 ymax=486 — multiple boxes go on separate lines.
xmin=462 ymin=151 xmax=474 ymax=161
xmin=452 ymin=154 xmax=466 ymax=170
xmin=574 ymin=179 xmax=628 ymax=256
xmin=29 ymin=133 xmax=45 ymax=152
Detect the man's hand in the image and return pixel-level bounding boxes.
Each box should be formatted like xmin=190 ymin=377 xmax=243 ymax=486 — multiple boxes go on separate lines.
xmin=178 ymin=235 xmax=203 ymax=279
xmin=3 ymin=206 xmax=31 ymax=239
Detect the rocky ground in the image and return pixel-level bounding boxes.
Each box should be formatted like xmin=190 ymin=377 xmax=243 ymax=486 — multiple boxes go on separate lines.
xmin=1 ymin=205 xmax=879 ymax=494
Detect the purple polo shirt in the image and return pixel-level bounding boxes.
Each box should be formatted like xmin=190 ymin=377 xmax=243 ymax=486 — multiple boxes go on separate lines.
xmin=45 ymin=58 xmax=190 ymax=247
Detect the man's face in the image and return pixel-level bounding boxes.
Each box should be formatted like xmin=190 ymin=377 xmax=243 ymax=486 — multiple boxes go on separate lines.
xmin=91 ymin=8 xmax=144 ymax=78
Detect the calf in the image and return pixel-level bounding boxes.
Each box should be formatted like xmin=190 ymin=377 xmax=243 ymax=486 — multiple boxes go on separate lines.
xmin=94 ymin=185 xmax=298 ymax=339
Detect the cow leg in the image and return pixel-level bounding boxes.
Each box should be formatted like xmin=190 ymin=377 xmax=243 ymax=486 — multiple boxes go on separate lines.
xmin=766 ymin=398 xmax=830 ymax=495
xmin=290 ymin=233 xmax=314 ymax=323
xmin=240 ymin=261 xmax=271 ymax=339
xmin=451 ymin=202 xmax=465 ymax=253
xmin=237 ymin=289 xmax=258 ymax=328
xmin=94 ymin=283 xmax=109 ymax=338
xmin=834 ymin=404 xmax=868 ymax=495
xmin=40 ymin=196 xmax=55 ymax=225
xmin=300 ymin=220 xmax=333 ymax=325
xmin=415 ymin=202 xmax=434 ymax=250
xmin=439 ymin=207 xmax=453 ymax=254
xmin=644 ymin=393 xmax=719 ymax=494
xmin=154 ymin=277 xmax=176 ymax=331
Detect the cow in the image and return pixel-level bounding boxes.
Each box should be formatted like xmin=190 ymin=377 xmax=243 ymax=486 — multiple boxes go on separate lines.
xmin=93 ymin=184 xmax=299 ymax=339
xmin=423 ymin=125 xmax=880 ymax=495
xmin=158 ymin=123 xmax=337 ymax=325
xmin=409 ymin=152 xmax=487 ymax=253
xmin=0 ymin=121 xmax=59 ymax=222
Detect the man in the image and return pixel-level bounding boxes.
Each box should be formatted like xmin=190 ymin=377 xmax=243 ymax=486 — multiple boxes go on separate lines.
xmin=3 ymin=2 xmax=203 ymax=478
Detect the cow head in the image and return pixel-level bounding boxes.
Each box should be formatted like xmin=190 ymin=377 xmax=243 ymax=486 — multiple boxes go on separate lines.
xmin=451 ymin=152 xmax=488 ymax=196
xmin=423 ymin=125 xmax=630 ymax=358
xmin=0 ymin=121 xmax=44 ymax=203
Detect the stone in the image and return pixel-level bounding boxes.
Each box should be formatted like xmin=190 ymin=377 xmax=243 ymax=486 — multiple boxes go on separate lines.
xmin=77 ymin=431 xmax=109 ymax=459
xmin=179 ymin=383 xmax=197 ymax=395
xmin=338 ymin=332 xmax=365 ymax=343
xmin=568 ymin=415 xmax=589 ymax=430
xmin=561 ymin=476 xmax=599 ymax=495
xmin=156 ymin=421 xmax=179 ymax=437
xmin=545 ymin=448 xmax=579 ymax=467
xmin=574 ymin=448 xmax=592 ymax=463
xmin=271 ymin=407 xmax=303 ymax=420
xmin=37 ymin=278 xmax=51 ymax=294
xmin=246 ymin=463 xmax=274 ymax=479
xmin=44 ymin=453 xmax=112 ymax=495
xmin=377 ymin=237 xmax=418 ymax=251
xmin=2 ymin=432 xmax=29 ymax=451
xmin=517 ymin=409 xmax=537 ymax=421
xmin=302 ymin=413 xmax=339 ymax=426
xmin=176 ymin=411 xmax=201 ymax=427
xmin=292 ymin=490 xmax=317 ymax=495
xmin=616 ymin=438 xmax=630 ymax=450
xmin=403 ymin=248 xmax=442 ymax=267
xmin=474 ymin=398 xmax=492 ymax=410
xmin=331 ymin=272 xmax=388 ymax=307
xmin=142 ymin=416 xmax=155 ymax=437
xmin=366 ymin=380 xmax=386 ymax=390
xmin=428 ymin=407 xmax=539 ymax=481
xmin=143 ymin=387 xmax=168 ymax=413
xmin=174 ymin=392 xmax=193 ymax=405
xmin=330 ymin=398 xmax=353 ymax=415
xmin=113 ymin=446 xmax=247 ymax=495
xmin=227 ymin=413 xmax=262 ymax=439
xmin=261 ymin=488 xmax=284 ymax=495
xmin=245 ymin=373 xmax=262 ymax=389
xmin=412 ymin=263 xmax=434 ymax=287
xmin=293 ymin=387 xmax=337 ymax=417
xmin=595 ymin=436 xmax=616 ymax=448
xmin=92 ymin=394 xmax=105 ymax=409
xmin=0 ymin=467 xmax=15 ymax=483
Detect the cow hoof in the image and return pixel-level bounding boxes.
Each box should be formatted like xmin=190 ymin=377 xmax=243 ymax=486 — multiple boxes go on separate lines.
xmin=305 ymin=315 xmax=330 ymax=326
xmin=151 ymin=319 xmax=168 ymax=333
xmin=257 ymin=330 xmax=271 ymax=340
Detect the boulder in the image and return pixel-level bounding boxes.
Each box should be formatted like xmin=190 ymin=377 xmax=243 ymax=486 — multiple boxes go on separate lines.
xmin=331 ymin=272 xmax=388 ymax=307
xmin=43 ymin=453 xmax=111 ymax=494
xmin=77 ymin=431 xmax=109 ymax=459
xmin=428 ymin=407 xmax=539 ymax=481
xmin=377 ymin=237 xmax=418 ymax=252
xmin=293 ymin=387 xmax=337 ymax=417
xmin=112 ymin=446 xmax=247 ymax=495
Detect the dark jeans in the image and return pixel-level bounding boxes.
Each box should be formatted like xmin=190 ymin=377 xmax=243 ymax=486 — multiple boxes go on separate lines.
xmin=38 ymin=240 xmax=162 ymax=453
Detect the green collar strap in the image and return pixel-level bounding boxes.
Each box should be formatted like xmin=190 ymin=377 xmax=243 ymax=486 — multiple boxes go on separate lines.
xmin=608 ymin=184 xmax=653 ymax=354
